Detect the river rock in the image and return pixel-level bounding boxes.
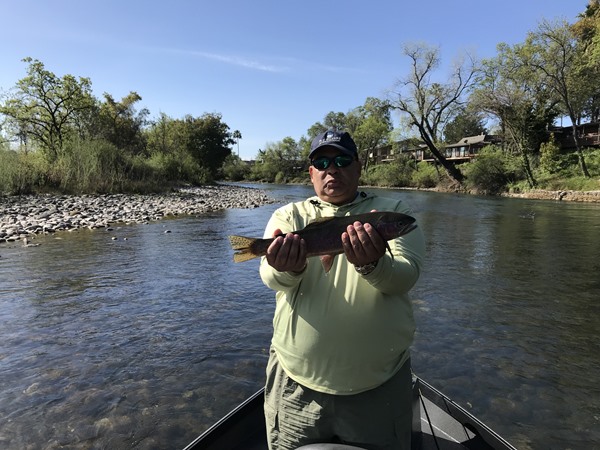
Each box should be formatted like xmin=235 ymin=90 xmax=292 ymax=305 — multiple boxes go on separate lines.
xmin=0 ymin=185 xmax=273 ymax=243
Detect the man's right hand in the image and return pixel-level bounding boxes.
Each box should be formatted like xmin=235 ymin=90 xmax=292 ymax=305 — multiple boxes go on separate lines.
xmin=265 ymin=229 xmax=307 ymax=273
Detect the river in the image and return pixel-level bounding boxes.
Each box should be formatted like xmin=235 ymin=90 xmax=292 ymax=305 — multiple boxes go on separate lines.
xmin=0 ymin=184 xmax=599 ymax=449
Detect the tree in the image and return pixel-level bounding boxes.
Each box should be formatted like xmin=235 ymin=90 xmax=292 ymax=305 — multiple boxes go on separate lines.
xmin=184 ymin=113 xmax=234 ymax=180
xmin=390 ymin=43 xmax=479 ymax=184
xmin=539 ymin=135 xmax=562 ymax=174
xmin=304 ymin=98 xmax=392 ymax=169
xmin=97 ymin=92 xmax=149 ymax=155
xmin=0 ymin=58 xmax=95 ymax=161
xmin=222 ymin=154 xmax=249 ymax=181
xmin=146 ymin=112 xmax=175 ymax=155
xmin=472 ymin=43 xmax=558 ymax=188
xmin=523 ymin=19 xmax=592 ymax=177
xmin=304 ymin=112 xmax=349 ymax=155
xmin=322 ymin=112 xmax=348 ymax=131
xmin=442 ymin=108 xmax=487 ymax=144
xmin=304 ymin=114 xmax=348 ymax=160
xmin=347 ymin=97 xmax=393 ymax=170
xmin=232 ymin=129 xmax=242 ymax=156
xmin=253 ymin=137 xmax=302 ymax=182
xmin=571 ymin=0 xmax=600 ymax=122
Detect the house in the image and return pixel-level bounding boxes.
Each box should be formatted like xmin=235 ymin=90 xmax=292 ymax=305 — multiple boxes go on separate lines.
xmin=371 ymin=134 xmax=501 ymax=165
xmin=369 ymin=122 xmax=600 ymax=166
xmin=441 ymin=134 xmax=502 ymax=162
xmin=548 ymin=122 xmax=600 ymax=150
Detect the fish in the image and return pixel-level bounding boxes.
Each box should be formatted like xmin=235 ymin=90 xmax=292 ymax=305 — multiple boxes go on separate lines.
xmin=228 ymin=211 xmax=417 ymax=271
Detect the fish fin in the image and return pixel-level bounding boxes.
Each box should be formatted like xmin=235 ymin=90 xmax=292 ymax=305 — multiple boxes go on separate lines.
xmin=320 ymin=254 xmax=336 ymax=273
xmin=385 ymin=241 xmax=393 ymax=258
xmin=228 ymin=235 xmax=260 ymax=263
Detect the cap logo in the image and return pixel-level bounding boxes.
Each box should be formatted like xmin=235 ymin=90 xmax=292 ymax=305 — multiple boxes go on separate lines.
xmin=320 ymin=131 xmax=341 ymax=145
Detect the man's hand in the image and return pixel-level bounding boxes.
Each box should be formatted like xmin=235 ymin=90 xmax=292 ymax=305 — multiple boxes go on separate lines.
xmin=342 ymin=221 xmax=386 ymax=266
xmin=265 ymin=229 xmax=307 ymax=273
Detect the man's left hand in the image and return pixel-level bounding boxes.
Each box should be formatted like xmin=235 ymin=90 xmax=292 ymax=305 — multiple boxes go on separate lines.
xmin=341 ymin=221 xmax=386 ymax=266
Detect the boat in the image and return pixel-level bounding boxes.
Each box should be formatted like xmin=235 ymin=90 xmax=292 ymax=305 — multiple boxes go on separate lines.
xmin=183 ymin=376 xmax=517 ymax=450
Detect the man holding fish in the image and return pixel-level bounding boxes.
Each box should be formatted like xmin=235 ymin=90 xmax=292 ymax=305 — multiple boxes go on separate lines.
xmin=255 ymin=130 xmax=425 ymax=449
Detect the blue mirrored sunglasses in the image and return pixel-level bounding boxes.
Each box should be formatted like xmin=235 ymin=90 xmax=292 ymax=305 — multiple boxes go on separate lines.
xmin=310 ymin=155 xmax=355 ymax=170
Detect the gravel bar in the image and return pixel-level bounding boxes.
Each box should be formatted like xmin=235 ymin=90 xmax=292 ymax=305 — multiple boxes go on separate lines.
xmin=0 ymin=185 xmax=273 ymax=244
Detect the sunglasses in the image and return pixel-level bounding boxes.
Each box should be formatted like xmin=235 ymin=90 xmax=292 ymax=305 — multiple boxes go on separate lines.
xmin=310 ymin=155 xmax=355 ymax=171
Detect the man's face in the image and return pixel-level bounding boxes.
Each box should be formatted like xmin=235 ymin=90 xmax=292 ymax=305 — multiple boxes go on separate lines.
xmin=309 ymin=147 xmax=361 ymax=205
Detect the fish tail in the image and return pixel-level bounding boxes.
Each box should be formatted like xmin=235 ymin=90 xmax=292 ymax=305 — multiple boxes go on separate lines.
xmin=228 ymin=235 xmax=261 ymax=263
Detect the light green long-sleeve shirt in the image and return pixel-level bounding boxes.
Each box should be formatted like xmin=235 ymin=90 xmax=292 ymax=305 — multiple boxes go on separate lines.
xmin=259 ymin=192 xmax=426 ymax=394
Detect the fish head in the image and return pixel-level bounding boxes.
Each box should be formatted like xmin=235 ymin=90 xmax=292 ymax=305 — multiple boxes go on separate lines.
xmin=374 ymin=212 xmax=417 ymax=239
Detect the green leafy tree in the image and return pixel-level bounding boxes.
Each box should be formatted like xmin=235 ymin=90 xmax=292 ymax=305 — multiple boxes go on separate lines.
xmin=0 ymin=58 xmax=95 ymax=161
xmin=184 ymin=113 xmax=234 ymax=180
xmin=472 ymin=43 xmax=558 ymax=188
xmin=523 ymin=19 xmax=592 ymax=177
xmin=304 ymin=98 xmax=392 ymax=169
xmin=304 ymin=112 xmax=349 ymax=156
xmin=222 ymin=154 xmax=249 ymax=181
xmin=443 ymin=108 xmax=487 ymax=144
xmin=464 ymin=146 xmax=513 ymax=194
xmin=572 ymin=0 xmax=600 ymax=122
xmin=321 ymin=112 xmax=348 ymax=130
xmin=145 ymin=113 xmax=192 ymax=181
xmin=146 ymin=112 xmax=176 ymax=155
xmin=348 ymin=97 xmax=393 ymax=170
xmin=253 ymin=137 xmax=302 ymax=182
xmin=539 ymin=134 xmax=562 ymax=174
xmin=97 ymin=92 xmax=149 ymax=155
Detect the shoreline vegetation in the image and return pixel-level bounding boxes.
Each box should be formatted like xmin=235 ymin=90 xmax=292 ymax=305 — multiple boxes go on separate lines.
xmin=2 ymin=183 xmax=599 ymax=245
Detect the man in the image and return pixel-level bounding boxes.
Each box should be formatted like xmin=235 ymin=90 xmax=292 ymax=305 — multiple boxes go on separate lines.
xmin=259 ymin=129 xmax=426 ymax=450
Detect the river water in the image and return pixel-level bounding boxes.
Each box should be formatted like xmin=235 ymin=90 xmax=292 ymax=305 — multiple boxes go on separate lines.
xmin=0 ymin=184 xmax=599 ymax=449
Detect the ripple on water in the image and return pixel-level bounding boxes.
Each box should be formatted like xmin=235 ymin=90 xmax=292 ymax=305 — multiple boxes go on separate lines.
xmin=1 ymin=186 xmax=600 ymax=448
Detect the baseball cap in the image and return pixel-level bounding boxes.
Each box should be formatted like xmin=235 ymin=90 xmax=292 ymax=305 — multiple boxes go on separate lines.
xmin=309 ymin=130 xmax=358 ymax=159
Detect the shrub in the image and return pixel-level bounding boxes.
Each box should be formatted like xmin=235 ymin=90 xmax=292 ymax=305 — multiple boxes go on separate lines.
xmin=248 ymin=161 xmax=277 ymax=182
xmin=145 ymin=150 xmax=211 ymax=186
xmin=361 ymin=158 xmax=415 ymax=187
xmin=51 ymin=138 xmax=127 ymax=193
xmin=583 ymin=148 xmax=600 ymax=177
xmin=411 ymin=162 xmax=439 ymax=188
xmin=0 ymin=149 xmax=47 ymax=195
xmin=463 ymin=147 xmax=512 ymax=194
xmin=221 ymin=155 xmax=250 ymax=181
xmin=539 ymin=139 xmax=561 ymax=175
xmin=274 ymin=171 xmax=286 ymax=184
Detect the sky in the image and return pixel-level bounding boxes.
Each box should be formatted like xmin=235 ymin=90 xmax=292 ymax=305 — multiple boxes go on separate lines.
xmin=0 ymin=1 xmax=586 ymax=160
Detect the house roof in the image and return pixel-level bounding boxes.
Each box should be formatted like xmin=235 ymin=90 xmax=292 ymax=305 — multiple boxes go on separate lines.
xmin=445 ymin=134 xmax=500 ymax=148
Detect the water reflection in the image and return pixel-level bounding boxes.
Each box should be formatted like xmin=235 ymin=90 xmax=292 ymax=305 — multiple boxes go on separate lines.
xmin=1 ymin=186 xmax=599 ymax=449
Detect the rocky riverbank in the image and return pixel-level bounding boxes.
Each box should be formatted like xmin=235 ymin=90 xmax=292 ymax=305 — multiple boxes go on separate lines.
xmin=0 ymin=185 xmax=273 ymax=244
xmin=501 ymin=189 xmax=600 ymax=203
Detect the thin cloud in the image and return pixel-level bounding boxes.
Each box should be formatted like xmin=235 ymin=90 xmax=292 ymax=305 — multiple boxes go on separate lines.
xmin=156 ymin=46 xmax=366 ymax=75
xmin=161 ymin=47 xmax=290 ymax=73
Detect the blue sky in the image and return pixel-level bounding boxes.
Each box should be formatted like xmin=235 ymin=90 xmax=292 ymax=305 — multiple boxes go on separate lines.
xmin=0 ymin=1 xmax=584 ymax=160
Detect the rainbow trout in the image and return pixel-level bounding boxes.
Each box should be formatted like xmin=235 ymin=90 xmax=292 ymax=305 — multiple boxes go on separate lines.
xmin=228 ymin=211 xmax=417 ymax=270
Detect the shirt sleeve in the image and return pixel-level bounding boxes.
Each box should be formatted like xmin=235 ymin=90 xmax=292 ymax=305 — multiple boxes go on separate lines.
xmin=360 ymin=223 xmax=425 ymax=295
xmin=359 ymin=200 xmax=426 ymax=295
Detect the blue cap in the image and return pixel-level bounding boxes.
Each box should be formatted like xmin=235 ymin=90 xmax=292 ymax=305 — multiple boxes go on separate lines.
xmin=309 ymin=130 xmax=358 ymax=159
